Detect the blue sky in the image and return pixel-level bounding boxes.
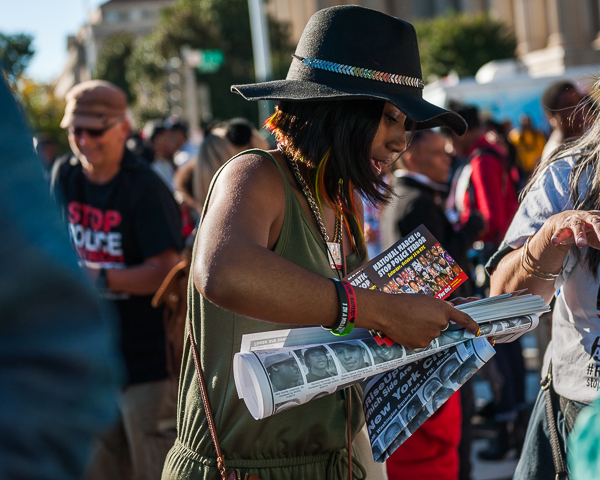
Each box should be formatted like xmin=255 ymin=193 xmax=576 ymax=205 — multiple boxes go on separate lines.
xmin=1 ymin=0 xmax=105 ymax=83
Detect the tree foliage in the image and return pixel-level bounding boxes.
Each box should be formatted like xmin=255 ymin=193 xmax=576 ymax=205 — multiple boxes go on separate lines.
xmin=0 ymin=32 xmax=68 ymax=153
xmin=18 ymin=78 xmax=69 ymax=154
xmin=414 ymin=13 xmax=517 ymax=81
xmin=125 ymin=0 xmax=293 ymax=126
xmin=0 ymin=32 xmax=35 ymax=86
xmin=95 ymin=32 xmax=136 ymax=102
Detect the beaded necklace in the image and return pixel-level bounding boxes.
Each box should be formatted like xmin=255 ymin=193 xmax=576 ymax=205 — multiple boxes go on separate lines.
xmin=279 ymin=146 xmax=343 ymax=270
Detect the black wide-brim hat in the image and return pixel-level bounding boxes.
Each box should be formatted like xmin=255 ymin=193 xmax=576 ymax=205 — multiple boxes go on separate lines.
xmin=232 ymin=5 xmax=466 ymax=135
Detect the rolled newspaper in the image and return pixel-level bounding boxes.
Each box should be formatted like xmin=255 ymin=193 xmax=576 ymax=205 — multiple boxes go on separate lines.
xmin=233 ymin=315 xmax=536 ymax=420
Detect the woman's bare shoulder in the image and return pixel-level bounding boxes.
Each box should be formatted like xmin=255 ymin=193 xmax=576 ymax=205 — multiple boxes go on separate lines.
xmin=195 ymin=150 xmax=288 ymax=292
xmin=203 ymin=150 xmax=288 ymax=239
xmin=214 ymin=150 xmax=285 ymax=191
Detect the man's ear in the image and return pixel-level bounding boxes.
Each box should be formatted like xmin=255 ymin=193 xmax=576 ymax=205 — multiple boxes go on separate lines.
xmin=401 ymin=150 xmax=415 ymax=170
xmin=119 ymin=118 xmax=132 ymax=139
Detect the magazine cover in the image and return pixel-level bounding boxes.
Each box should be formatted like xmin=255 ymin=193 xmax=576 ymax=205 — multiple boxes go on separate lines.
xmin=359 ymin=225 xmax=468 ymax=300
xmin=345 ymin=267 xmax=378 ymax=291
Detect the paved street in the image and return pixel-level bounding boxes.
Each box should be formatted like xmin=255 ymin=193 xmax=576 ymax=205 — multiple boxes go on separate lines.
xmin=468 ymin=332 xmax=541 ymax=480
xmin=471 ymin=438 xmax=519 ymax=480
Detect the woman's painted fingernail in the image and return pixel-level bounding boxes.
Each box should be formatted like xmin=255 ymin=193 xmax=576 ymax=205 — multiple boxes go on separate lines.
xmin=476 ymin=328 xmax=482 ymax=337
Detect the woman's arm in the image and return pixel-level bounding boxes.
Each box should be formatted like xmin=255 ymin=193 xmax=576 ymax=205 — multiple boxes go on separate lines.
xmin=490 ymin=210 xmax=600 ymax=302
xmin=193 ymin=153 xmax=478 ymax=350
xmin=105 ymin=249 xmax=181 ymax=295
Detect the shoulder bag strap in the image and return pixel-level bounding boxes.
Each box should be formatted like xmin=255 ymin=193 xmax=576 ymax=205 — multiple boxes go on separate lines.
xmin=346 ymin=392 xmax=353 ymax=480
xmin=341 ymin=231 xmax=354 ymax=480
xmin=541 ymin=360 xmax=569 ymax=480
xmin=187 ymin=318 xmax=228 ymax=480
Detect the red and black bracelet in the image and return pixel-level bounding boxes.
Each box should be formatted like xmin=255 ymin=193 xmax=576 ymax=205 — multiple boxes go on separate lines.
xmin=323 ymin=278 xmax=356 ymax=336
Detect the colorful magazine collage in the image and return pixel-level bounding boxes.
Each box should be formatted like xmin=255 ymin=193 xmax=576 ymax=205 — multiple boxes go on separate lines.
xmin=347 ymin=225 xmax=468 ymax=300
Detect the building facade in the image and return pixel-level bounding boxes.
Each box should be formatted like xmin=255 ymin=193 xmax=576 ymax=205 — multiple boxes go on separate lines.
xmin=504 ymin=0 xmax=600 ymax=77
xmin=56 ymin=0 xmax=600 ymax=97
xmin=54 ymin=0 xmax=175 ymax=98
xmin=54 ymin=0 xmax=600 ymax=129
xmin=267 ymin=0 xmax=600 ymax=78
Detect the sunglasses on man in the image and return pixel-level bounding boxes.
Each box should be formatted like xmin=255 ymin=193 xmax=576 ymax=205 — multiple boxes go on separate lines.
xmin=67 ymin=119 xmax=122 ymax=138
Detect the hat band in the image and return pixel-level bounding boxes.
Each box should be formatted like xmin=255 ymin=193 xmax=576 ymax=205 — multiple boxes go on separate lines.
xmin=293 ymin=55 xmax=424 ymax=89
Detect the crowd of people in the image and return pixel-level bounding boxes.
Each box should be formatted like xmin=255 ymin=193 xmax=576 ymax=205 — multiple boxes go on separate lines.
xmin=6 ymin=4 xmax=600 ymax=480
xmin=368 ymin=77 xmax=591 ymax=479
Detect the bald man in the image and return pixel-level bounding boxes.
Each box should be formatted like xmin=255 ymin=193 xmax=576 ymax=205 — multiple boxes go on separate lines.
xmin=380 ymin=129 xmax=483 ymax=297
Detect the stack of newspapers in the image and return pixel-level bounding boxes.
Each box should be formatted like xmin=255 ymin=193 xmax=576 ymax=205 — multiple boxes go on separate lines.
xmin=233 ymin=225 xmax=549 ymax=462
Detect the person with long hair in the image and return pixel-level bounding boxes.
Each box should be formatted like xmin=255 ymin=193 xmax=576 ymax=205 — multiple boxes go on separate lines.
xmin=162 ymin=6 xmax=478 ymax=480
xmin=487 ymin=79 xmax=600 ymax=479
xmin=173 ymin=119 xmax=268 ymax=215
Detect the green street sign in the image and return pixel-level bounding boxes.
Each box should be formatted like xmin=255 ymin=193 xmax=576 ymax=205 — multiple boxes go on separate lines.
xmin=197 ymin=50 xmax=225 ymax=73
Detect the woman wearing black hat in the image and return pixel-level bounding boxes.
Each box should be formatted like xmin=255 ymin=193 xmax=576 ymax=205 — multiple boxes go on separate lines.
xmin=163 ymin=6 xmax=478 ymax=480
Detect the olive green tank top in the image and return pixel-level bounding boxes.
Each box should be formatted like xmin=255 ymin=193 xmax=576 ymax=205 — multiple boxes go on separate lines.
xmin=163 ymin=150 xmax=368 ymax=480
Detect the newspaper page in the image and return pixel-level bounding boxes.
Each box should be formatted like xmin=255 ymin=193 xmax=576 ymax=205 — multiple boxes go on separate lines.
xmin=480 ymin=314 xmax=540 ymax=343
xmin=233 ymin=314 xmax=537 ymax=420
xmin=360 ymin=225 xmax=468 ymax=299
xmin=342 ymin=224 xmax=472 ymax=346
xmin=366 ymin=337 xmax=495 ymax=462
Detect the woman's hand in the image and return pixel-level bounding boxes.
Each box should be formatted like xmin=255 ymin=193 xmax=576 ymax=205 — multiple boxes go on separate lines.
xmin=359 ymin=291 xmax=479 ymax=350
xmin=544 ymin=210 xmax=600 ymax=250
xmin=490 ymin=210 xmax=600 ymax=302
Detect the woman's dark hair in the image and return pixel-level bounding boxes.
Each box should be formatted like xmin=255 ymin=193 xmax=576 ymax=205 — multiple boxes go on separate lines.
xmin=542 ymin=81 xmax=577 ymax=112
xmin=268 ymin=99 xmax=390 ymax=203
xmin=267 ymin=99 xmax=412 ymax=252
xmin=523 ymin=79 xmax=600 ymax=276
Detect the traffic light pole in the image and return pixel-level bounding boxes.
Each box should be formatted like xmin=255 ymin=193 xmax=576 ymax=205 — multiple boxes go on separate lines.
xmin=248 ymin=0 xmax=274 ymax=125
xmin=181 ymin=45 xmax=201 ymax=144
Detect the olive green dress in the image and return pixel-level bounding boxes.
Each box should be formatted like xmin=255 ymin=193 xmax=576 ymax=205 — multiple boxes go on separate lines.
xmin=162 ymin=150 xmax=368 ymax=480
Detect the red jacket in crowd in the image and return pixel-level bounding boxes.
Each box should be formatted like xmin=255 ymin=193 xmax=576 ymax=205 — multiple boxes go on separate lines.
xmin=386 ymin=392 xmax=462 ymax=480
xmin=459 ymin=135 xmax=519 ymax=246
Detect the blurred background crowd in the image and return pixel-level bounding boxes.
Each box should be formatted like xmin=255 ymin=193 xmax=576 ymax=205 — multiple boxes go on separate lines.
xmin=4 ymin=1 xmax=600 ymax=480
